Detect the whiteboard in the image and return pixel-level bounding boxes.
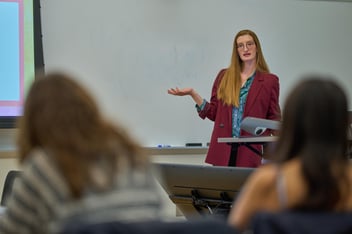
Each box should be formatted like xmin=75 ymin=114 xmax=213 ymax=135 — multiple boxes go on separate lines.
xmin=40 ymin=0 xmax=352 ymax=147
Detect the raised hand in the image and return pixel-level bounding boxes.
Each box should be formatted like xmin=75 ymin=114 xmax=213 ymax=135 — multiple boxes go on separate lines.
xmin=167 ymin=87 xmax=193 ymax=96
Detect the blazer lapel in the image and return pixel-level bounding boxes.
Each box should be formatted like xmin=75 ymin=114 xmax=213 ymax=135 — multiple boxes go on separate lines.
xmin=244 ymin=72 xmax=264 ymax=115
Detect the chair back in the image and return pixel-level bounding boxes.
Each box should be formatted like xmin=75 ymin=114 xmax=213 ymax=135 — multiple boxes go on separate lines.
xmin=59 ymin=218 xmax=237 ymax=234
xmin=250 ymin=211 xmax=352 ymax=234
xmin=1 ymin=170 xmax=22 ymax=206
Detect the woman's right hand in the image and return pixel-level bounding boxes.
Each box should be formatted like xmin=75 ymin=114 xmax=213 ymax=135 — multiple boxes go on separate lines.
xmin=167 ymin=87 xmax=193 ymax=96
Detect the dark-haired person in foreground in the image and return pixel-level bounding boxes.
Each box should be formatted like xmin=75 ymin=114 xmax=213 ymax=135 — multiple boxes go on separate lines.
xmin=228 ymin=76 xmax=352 ymax=231
xmin=0 ymin=73 xmax=164 ymax=233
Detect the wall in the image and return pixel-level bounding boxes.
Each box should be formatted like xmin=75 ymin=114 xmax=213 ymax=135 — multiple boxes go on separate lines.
xmin=38 ymin=0 xmax=352 ymax=147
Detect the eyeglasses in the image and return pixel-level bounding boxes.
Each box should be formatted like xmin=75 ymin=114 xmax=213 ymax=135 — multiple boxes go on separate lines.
xmin=237 ymin=41 xmax=255 ymax=50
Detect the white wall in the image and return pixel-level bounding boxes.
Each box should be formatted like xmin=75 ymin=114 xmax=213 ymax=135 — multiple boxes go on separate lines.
xmin=39 ymin=0 xmax=352 ymax=148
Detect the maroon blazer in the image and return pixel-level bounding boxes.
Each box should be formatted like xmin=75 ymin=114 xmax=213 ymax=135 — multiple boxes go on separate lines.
xmin=198 ymin=69 xmax=281 ymax=167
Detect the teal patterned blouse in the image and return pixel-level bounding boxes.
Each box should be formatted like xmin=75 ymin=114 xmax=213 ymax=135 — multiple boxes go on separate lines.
xmin=232 ymin=73 xmax=255 ymax=137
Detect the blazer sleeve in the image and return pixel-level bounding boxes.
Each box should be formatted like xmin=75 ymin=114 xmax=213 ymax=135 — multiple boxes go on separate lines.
xmin=266 ymin=75 xmax=281 ymax=121
xmin=198 ymin=69 xmax=226 ymax=121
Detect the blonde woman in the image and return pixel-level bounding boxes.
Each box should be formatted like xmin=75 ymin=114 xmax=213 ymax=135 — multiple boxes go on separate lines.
xmin=168 ymin=29 xmax=281 ymax=167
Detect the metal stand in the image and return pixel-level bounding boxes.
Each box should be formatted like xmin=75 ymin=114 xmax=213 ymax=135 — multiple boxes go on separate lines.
xmin=218 ymin=136 xmax=278 ymax=167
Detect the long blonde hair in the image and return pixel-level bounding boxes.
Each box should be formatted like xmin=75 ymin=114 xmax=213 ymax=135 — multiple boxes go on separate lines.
xmin=217 ymin=29 xmax=270 ymax=107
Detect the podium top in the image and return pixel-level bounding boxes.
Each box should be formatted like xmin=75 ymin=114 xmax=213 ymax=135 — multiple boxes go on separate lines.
xmin=218 ymin=136 xmax=278 ymax=143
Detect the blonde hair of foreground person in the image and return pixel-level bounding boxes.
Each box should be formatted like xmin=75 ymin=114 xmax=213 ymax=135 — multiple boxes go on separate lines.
xmin=228 ymin=76 xmax=352 ymax=231
xmin=0 ymin=72 xmax=163 ymax=234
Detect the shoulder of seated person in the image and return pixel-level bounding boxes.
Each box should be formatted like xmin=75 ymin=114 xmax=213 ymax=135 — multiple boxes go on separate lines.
xmin=249 ymin=164 xmax=278 ymax=188
xmin=346 ymin=163 xmax=352 ymax=177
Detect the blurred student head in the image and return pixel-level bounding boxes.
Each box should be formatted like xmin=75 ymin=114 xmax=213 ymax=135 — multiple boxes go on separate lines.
xmin=274 ymin=76 xmax=349 ymax=210
xmin=17 ymin=72 xmax=148 ymax=198
xmin=276 ymin=76 xmax=348 ymax=163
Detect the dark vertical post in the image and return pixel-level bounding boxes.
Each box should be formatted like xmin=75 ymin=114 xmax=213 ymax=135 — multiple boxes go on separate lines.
xmin=228 ymin=144 xmax=238 ymax=167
